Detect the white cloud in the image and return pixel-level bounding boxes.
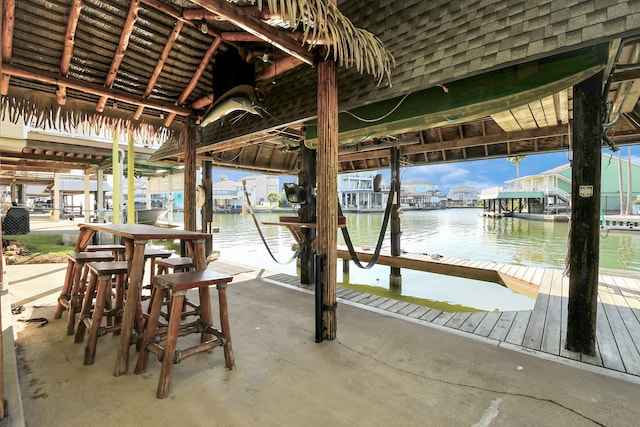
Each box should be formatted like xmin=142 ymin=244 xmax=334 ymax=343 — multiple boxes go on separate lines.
xmin=401 ymin=163 xmax=502 ymax=192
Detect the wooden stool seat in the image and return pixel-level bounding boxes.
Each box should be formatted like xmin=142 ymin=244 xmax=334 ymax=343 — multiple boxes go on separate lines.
xmin=135 ymin=270 xmax=234 ymax=399
xmin=142 ymin=248 xmax=172 ymax=290
xmin=86 ymin=244 xmax=126 ymax=261
xmin=75 ymin=261 xmax=129 ymax=365
xmin=55 ymin=251 xmax=115 ymax=335
xmin=148 ymin=257 xmax=197 ymax=323
xmin=143 ymin=248 xmax=172 ymax=259
xmin=155 ymin=257 xmax=195 ymax=274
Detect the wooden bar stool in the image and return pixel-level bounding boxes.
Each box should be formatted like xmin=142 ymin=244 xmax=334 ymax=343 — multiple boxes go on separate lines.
xmin=143 ymin=248 xmax=172 ymax=287
xmin=135 ymin=270 xmax=234 ymax=399
xmin=86 ymin=244 xmax=126 ymax=261
xmin=75 ymin=261 xmax=129 ymax=365
xmin=155 ymin=257 xmax=194 ymax=275
xmin=147 ymin=257 xmax=197 ymax=325
xmin=55 ymin=251 xmax=115 ymax=335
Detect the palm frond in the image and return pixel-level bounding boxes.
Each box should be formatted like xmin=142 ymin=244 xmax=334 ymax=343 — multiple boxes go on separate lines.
xmin=252 ymin=0 xmax=395 ymax=86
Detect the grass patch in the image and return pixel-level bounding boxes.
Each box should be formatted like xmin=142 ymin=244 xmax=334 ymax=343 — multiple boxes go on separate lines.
xmin=3 ymin=233 xmax=74 ymax=259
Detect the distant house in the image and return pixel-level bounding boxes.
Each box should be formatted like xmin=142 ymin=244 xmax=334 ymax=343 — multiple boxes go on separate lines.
xmin=243 ymin=175 xmax=280 ymax=206
xmin=338 ymin=171 xmax=388 ymax=211
xmin=480 ymin=156 xmax=640 ymax=215
xmin=212 ymin=180 xmax=244 ymax=212
xmin=448 ymin=186 xmax=479 ymax=207
xmin=401 ymin=180 xmax=446 ymax=209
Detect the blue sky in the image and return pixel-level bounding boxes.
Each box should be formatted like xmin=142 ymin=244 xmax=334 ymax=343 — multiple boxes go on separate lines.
xmin=214 ymin=146 xmax=639 ymax=195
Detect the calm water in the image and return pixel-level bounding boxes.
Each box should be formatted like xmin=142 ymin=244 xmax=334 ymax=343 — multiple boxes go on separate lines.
xmin=172 ymin=208 xmax=640 ymax=312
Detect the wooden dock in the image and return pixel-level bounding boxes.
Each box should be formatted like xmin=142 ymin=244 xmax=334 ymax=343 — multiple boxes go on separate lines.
xmin=255 ymin=249 xmax=640 ymax=378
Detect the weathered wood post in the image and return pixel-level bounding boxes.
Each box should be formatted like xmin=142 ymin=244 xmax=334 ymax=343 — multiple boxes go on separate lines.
xmin=299 ymin=142 xmax=316 ymax=286
xmin=390 ymin=146 xmax=402 ymax=292
xmin=127 ymin=126 xmax=135 ymax=224
xmin=566 ymin=70 xmax=603 ymax=355
xmin=202 ymin=160 xmax=213 ymax=256
xmin=183 ymin=120 xmax=196 ymax=233
xmin=316 ymin=47 xmax=339 ymax=340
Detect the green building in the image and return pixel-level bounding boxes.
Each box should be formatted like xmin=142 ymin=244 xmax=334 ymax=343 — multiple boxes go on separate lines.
xmin=481 ymin=154 xmax=640 ymax=215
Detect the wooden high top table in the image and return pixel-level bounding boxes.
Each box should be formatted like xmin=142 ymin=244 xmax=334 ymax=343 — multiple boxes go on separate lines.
xmin=75 ymin=223 xmax=211 ymax=376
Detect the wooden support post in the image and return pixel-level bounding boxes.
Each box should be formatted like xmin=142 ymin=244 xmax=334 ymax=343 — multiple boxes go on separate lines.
xmin=183 ymin=120 xmax=196 ymax=233
xmin=127 ymin=126 xmax=135 ymax=224
xmin=316 ymin=48 xmax=338 ymax=340
xmin=566 ymin=70 xmax=603 ymax=355
xmin=111 ymin=130 xmax=120 ymax=224
xmin=202 ymin=160 xmax=213 ymax=255
xmin=390 ymin=146 xmax=402 ymax=292
xmin=299 ymin=142 xmax=316 ymax=286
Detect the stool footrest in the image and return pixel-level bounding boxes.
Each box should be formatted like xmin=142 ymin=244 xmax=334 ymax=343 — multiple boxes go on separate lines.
xmin=146 ymin=331 xmax=224 ymax=364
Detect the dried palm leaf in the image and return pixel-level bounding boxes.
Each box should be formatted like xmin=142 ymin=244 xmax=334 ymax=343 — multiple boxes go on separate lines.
xmin=251 ymin=0 xmax=395 ymax=86
xmin=1 ymin=88 xmax=175 ymax=145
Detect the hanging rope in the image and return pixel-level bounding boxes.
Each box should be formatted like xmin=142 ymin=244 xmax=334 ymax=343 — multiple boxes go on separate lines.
xmin=243 ymin=182 xmax=301 ymax=265
xmin=338 ymin=184 xmax=395 ymax=269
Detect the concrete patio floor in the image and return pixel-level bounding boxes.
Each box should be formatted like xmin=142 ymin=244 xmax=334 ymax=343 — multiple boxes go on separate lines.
xmin=3 ymin=258 xmax=640 ymax=427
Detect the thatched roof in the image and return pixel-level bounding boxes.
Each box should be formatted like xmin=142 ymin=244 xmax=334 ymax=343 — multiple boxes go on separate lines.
xmin=2 ymin=1 xmax=640 ymax=177
xmin=1 ymin=0 xmax=393 ymax=143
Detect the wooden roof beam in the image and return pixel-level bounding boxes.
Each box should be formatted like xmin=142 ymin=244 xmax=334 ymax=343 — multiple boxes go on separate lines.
xmin=58 ymin=0 xmax=83 ymax=105
xmin=1 ymin=63 xmax=191 ymax=116
xmin=134 ymin=19 xmax=184 ymax=120
xmin=0 ymin=162 xmax=74 ymax=173
xmin=96 ymin=0 xmax=140 ymax=112
xmin=190 ymin=0 xmax=315 ymax=66
xmin=141 ymin=0 xmax=222 ymax=38
xmin=163 ymin=37 xmax=221 ymax=127
xmin=0 ymin=0 xmax=15 ymax=95
xmin=255 ymin=56 xmax=303 ymax=83
xmin=403 ymin=124 xmax=568 ymax=154
xmin=2 ymin=152 xmax=101 ymax=164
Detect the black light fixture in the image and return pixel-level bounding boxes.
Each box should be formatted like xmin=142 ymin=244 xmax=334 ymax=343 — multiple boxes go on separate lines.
xmin=283 ymin=182 xmax=308 ymax=204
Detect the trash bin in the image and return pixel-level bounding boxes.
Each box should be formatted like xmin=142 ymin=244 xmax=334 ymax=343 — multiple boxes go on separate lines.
xmin=2 ymin=207 xmax=30 ymax=234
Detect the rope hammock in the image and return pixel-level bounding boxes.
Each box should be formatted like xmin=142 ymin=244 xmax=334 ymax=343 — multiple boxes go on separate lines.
xmin=339 ymin=184 xmax=395 ymax=269
xmin=243 ymin=182 xmax=301 ymax=265
xmin=244 ymin=178 xmax=395 ymax=269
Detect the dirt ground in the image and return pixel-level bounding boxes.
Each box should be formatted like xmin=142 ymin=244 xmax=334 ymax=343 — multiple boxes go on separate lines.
xmin=2 ymin=239 xmax=67 ymax=265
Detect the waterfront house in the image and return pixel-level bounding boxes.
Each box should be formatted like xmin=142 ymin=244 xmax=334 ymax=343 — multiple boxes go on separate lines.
xmin=401 ymin=180 xmax=446 ymax=209
xmin=212 ymin=180 xmax=245 ymax=213
xmin=448 ymin=186 xmax=480 ymax=207
xmin=338 ymin=172 xmax=389 ymax=212
xmin=242 ymin=175 xmax=280 ymax=207
xmin=480 ymin=156 xmax=640 ymax=216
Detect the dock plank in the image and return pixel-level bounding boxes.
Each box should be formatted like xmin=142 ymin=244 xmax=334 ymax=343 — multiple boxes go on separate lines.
xmin=459 ymin=312 xmax=488 ymax=333
xmin=594 ymin=300 xmax=626 ymax=372
xmin=488 ymin=311 xmax=517 ymax=341
xmin=505 ymin=310 xmax=531 ymax=345
xmin=445 ymin=312 xmax=472 ymax=330
xmin=598 ymin=278 xmax=640 ymax=375
xmin=540 ymin=269 xmax=563 ymax=355
xmin=432 ymin=311 xmax=457 ymax=326
xmin=398 ymin=303 xmax=421 ymax=317
xmin=420 ymin=308 xmax=443 ymax=322
xmin=474 ymin=311 xmax=502 ymax=337
xmin=522 ymin=268 xmax=554 ymax=350
xmin=408 ymin=306 xmax=432 ymax=320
